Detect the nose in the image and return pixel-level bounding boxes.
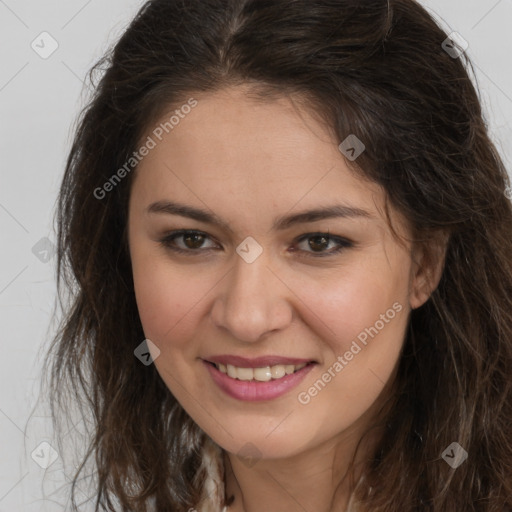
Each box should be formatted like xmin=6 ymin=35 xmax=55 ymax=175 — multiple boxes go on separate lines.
xmin=210 ymin=245 xmax=293 ymax=343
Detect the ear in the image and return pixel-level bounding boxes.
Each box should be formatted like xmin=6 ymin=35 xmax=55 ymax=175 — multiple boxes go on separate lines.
xmin=409 ymin=230 xmax=449 ymax=310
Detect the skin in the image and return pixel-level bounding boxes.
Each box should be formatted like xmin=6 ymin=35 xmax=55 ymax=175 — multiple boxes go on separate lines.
xmin=127 ymin=85 xmax=446 ymax=512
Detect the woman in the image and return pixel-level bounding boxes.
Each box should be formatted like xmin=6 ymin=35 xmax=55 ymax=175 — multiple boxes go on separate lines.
xmin=42 ymin=0 xmax=512 ymax=510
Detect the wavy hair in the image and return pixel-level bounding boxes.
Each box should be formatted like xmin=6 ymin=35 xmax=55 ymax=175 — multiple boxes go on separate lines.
xmin=41 ymin=0 xmax=512 ymax=510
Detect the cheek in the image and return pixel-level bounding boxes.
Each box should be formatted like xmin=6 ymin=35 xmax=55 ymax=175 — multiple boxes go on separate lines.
xmin=298 ymin=258 xmax=410 ymax=356
xmin=294 ymin=271 xmax=408 ymax=433
xmin=131 ymin=254 xmax=204 ymax=347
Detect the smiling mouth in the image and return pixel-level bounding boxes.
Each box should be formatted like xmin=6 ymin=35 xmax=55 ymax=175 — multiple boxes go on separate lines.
xmin=205 ymin=360 xmax=316 ymax=382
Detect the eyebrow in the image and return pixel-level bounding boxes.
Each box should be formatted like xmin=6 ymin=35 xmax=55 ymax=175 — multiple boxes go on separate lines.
xmin=146 ymin=200 xmax=373 ymax=233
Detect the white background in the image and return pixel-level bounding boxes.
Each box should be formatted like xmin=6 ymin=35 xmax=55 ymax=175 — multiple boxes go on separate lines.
xmin=1 ymin=0 xmax=511 ymax=510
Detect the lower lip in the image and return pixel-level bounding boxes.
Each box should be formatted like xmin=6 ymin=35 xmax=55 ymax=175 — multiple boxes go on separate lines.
xmin=202 ymin=360 xmax=316 ymax=402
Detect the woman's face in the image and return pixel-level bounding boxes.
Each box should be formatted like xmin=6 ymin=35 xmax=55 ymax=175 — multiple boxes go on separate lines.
xmin=127 ymin=86 xmax=429 ymax=460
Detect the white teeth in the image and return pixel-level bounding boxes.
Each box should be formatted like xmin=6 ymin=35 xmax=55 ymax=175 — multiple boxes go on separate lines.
xmin=216 ymin=362 xmax=308 ymax=381
xmin=271 ymin=365 xmax=286 ymax=379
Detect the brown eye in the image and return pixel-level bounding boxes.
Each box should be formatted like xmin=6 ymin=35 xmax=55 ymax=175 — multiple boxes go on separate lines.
xmin=182 ymin=232 xmax=206 ymax=249
xmin=159 ymin=230 xmax=353 ymax=258
xmin=294 ymin=233 xmax=353 ymax=257
xmin=307 ymin=235 xmax=330 ymax=252
xmin=159 ymin=230 xmax=218 ymax=254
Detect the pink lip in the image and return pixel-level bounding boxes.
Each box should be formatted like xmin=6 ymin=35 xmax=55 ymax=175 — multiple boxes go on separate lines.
xmin=204 ymin=355 xmax=316 ymax=368
xmin=202 ymin=360 xmax=316 ymax=402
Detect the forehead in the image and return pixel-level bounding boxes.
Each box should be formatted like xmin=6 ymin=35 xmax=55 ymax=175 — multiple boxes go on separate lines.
xmin=130 ymin=86 xmax=388 ymax=227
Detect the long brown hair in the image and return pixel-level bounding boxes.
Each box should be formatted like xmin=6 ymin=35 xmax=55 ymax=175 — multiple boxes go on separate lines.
xmin=40 ymin=0 xmax=512 ymax=510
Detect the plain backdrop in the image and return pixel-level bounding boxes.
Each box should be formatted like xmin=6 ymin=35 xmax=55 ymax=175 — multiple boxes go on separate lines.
xmin=1 ymin=0 xmax=511 ymax=510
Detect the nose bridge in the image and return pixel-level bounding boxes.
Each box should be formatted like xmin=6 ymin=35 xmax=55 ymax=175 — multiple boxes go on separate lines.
xmin=211 ymin=239 xmax=292 ymax=343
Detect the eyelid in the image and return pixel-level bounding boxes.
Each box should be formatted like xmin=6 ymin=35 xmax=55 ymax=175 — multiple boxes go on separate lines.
xmin=291 ymin=233 xmax=353 ymax=258
xmin=160 ymin=229 xmax=219 ymax=251
xmin=158 ymin=229 xmax=354 ymax=257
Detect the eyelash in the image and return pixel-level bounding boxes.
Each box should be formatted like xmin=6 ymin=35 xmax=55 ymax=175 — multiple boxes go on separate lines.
xmin=158 ymin=229 xmax=353 ymax=258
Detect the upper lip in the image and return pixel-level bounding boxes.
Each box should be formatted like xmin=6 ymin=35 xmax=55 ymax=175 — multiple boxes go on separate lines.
xmin=204 ymin=355 xmax=317 ymax=368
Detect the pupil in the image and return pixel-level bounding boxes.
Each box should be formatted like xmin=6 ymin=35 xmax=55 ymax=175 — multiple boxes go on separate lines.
xmin=185 ymin=233 xmax=204 ymax=249
xmin=309 ymin=235 xmax=328 ymax=252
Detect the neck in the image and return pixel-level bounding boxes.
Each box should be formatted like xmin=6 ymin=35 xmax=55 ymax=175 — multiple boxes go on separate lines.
xmin=222 ymin=420 xmax=385 ymax=512
xmin=220 ymin=377 xmax=398 ymax=512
